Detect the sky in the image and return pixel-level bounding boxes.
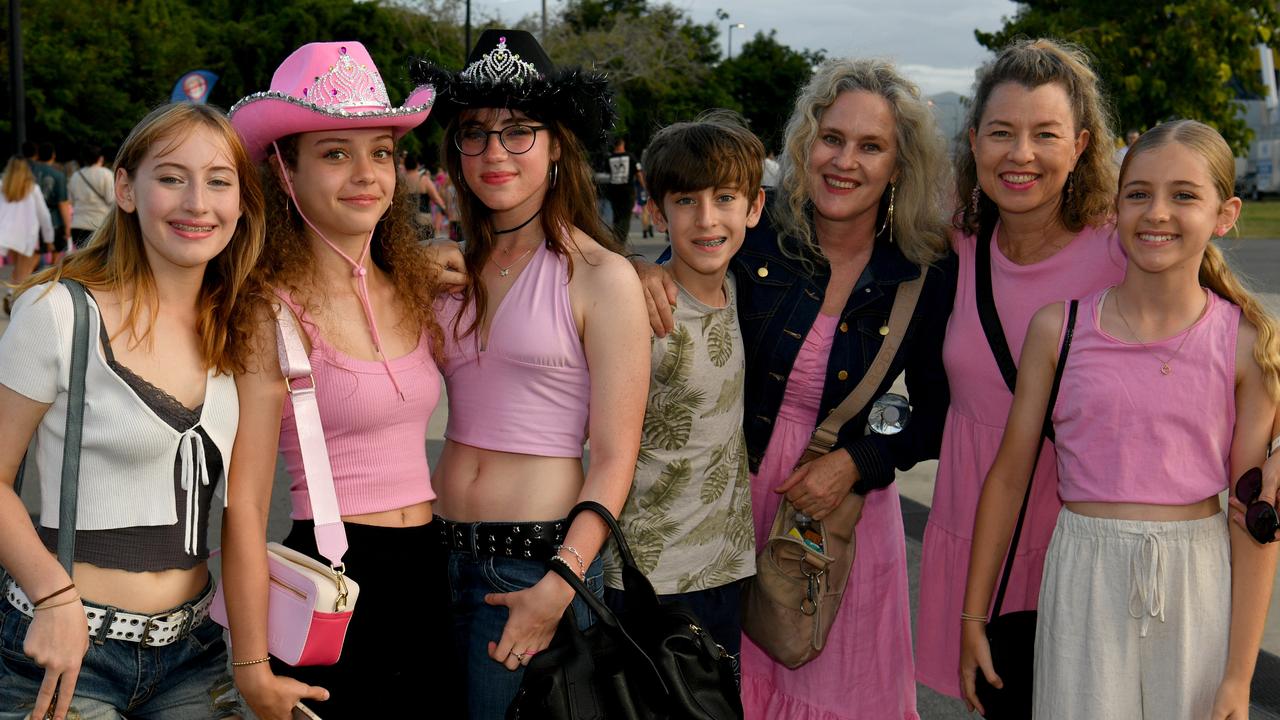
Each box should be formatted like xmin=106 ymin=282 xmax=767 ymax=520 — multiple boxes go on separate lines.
xmin=464 ymin=0 xmax=1020 ymax=96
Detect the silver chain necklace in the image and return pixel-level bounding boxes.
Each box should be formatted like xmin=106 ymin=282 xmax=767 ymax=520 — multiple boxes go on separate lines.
xmin=491 ymin=245 xmax=536 ymax=277
xmin=1114 ymin=288 xmax=1206 ymax=376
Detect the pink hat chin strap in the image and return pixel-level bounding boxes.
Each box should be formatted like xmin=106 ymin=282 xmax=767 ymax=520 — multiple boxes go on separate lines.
xmin=272 ymin=141 xmax=405 ymax=400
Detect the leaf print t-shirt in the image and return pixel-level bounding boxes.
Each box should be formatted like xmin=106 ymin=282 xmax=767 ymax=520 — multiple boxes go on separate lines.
xmin=606 ymin=274 xmax=755 ymax=594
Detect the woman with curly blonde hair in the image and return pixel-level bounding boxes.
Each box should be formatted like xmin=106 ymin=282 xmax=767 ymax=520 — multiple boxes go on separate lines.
xmin=636 ymin=56 xmax=956 ymax=719
xmin=913 ymin=38 xmax=1132 ymax=701
xmin=218 ymin=42 xmax=462 ymax=719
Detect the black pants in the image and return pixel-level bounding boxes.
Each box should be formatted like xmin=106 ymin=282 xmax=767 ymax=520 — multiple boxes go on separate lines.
xmin=271 ymin=519 xmax=466 ymax=717
xmin=606 ymin=187 xmax=634 ymax=245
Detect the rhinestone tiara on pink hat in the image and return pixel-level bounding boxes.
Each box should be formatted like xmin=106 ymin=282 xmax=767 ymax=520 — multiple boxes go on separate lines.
xmin=231 ymin=41 xmax=435 ymax=161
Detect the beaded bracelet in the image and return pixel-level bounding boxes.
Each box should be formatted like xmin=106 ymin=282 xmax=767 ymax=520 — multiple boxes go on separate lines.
xmin=231 ymin=657 xmax=271 ymax=667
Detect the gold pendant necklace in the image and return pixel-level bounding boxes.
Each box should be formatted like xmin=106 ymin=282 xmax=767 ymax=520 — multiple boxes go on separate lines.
xmin=1114 ymin=289 xmax=1205 ymax=376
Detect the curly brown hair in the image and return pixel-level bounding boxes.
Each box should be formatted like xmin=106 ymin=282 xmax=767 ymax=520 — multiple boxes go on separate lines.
xmin=255 ymin=135 xmax=444 ymax=360
xmin=956 ymin=38 xmax=1117 ymax=235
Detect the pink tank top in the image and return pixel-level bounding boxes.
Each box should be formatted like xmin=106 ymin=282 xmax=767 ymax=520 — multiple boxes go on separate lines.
xmin=1053 ymin=288 xmax=1239 ymax=505
xmin=276 ymin=292 xmax=441 ymax=519
xmin=438 ymin=242 xmax=590 ymax=457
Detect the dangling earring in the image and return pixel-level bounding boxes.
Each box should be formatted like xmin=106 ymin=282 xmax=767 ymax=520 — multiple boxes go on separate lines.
xmin=549 ymin=162 xmax=559 ymax=189
xmin=378 ymin=204 xmax=392 ymax=223
xmin=877 ymin=183 xmax=896 ymax=243
xmin=969 ymin=184 xmax=982 ymax=217
xmin=1066 ymin=171 xmax=1075 ymax=200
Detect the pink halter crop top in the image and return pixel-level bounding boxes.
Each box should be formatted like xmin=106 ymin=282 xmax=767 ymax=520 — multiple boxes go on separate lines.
xmin=438 ymin=242 xmax=590 ymax=458
xmin=275 ymin=291 xmax=441 ymax=519
xmin=1052 ymin=288 xmax=1240 ymax=505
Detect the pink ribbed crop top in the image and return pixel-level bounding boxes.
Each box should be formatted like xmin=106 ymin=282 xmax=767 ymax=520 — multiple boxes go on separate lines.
xmin=438 ymin=242 xmax=590 ymax=457
xmin=1052 ymin=288 xmax=1239 ymax=505
xmin=275 ymin=292 xmax=441 ymax=519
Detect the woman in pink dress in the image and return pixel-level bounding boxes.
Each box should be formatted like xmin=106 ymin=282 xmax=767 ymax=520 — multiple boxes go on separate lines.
xmin=636 ymin=57 xmax=956 ymax=719
xmin=913 ymin=38 xmax=1126 ymax=699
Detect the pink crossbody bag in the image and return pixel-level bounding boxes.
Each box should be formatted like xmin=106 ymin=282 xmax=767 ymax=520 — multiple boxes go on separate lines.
xmin=209 ymin=303 xmax=360 ymax=666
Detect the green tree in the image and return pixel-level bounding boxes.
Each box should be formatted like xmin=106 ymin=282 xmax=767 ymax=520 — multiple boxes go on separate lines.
xmin=547 ymin=0 xmax=735 ymax=152
xmin=716 ymin=30 xmax=821 ymax=153
xmin=0 ymin=0 xmax=460 ymax=157
xmin=975 ymin=0 xmax=1280 ymax=155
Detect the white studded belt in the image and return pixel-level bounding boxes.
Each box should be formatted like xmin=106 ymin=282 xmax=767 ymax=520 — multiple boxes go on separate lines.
xmin=4 ymin=580 xmax=212 ymax=647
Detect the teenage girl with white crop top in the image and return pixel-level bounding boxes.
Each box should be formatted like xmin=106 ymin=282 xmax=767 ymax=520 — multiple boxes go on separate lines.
xmin=0 ymin=103 xmax=267 ymax=720
xmin=410 ymin=30 xmax=649 ymax=718
xmin=218 ymin=42 xmax=464 ymax=719
xmin=961 ymin=120 xmax=1280 ymax=719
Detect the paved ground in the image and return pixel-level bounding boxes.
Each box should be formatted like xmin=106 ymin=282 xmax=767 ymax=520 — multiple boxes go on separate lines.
xmin=5 ymin=235 xmax=1280 ymax=718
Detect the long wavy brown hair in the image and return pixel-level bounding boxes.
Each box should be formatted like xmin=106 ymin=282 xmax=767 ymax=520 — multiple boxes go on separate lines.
xmin=256 ymin=135 xmax=444 ymax=359
xmin=443 ymin=109 xmax=614 ymax=344
xmin=18 ymin=103 xmax=268 ymax=375
xmin=956 ymin=38 xmax=1117 ymax=235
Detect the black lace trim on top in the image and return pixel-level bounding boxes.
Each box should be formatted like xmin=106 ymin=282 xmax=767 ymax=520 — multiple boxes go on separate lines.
xmin=37 ymin=298 xmax=222 ymax=572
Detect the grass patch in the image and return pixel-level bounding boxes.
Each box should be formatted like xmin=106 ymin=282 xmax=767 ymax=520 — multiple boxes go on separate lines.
xmin=1240 ymin=200 xmax=1280 ymax=239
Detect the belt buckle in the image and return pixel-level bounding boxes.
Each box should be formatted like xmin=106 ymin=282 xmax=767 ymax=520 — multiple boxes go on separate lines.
xmin=141 ymin=607 xmax=190 ymax=647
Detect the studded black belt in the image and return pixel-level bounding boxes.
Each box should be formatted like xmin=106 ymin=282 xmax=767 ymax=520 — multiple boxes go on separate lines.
xmin=435 ymin=515 xmax=567 ymax=559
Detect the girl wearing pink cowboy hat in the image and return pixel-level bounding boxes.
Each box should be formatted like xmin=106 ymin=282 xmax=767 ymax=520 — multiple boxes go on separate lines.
xmin=219 ymin=41 xmax=463 ymax=719
xmin=409 ymin=29 xmax=649 ymax=718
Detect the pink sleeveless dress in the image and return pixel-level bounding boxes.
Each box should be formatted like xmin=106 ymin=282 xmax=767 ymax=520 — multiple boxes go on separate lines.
xmin=914 ymin=224 xmax=1126 ymax=697
xmin=741 ymin=314 xmax=918 ymax=720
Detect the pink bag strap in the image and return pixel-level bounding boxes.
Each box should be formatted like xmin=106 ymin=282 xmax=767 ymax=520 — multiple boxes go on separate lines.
xmin=274 ymin=302 xmax=349 ymax=568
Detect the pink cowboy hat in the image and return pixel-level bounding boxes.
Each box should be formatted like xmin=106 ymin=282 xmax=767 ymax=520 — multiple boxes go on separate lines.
xmin=230 ymin=41 xmax=435 ymax=161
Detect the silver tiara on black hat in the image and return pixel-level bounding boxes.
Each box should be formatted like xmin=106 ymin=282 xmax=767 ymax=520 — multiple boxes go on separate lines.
xmin=460 ymin=36 xmax=542 ymax=86
xmin=408 ymin=29 xmax=616 ymax=145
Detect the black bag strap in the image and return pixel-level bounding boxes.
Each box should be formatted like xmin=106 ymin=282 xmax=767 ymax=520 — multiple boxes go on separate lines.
xmin=548 ymin=501 xmax=670 ymax=692
xmin=975 ymin=219 xmax=1056 ymax=444
xmin=11 ymin=279 xmax=91 ymax=576
xmin=991 ymin=300 xmax=1077 ymax=618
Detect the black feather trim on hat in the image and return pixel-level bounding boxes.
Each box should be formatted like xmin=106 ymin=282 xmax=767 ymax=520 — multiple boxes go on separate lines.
xmin=408 ymin=30 xmax=617 ymax=146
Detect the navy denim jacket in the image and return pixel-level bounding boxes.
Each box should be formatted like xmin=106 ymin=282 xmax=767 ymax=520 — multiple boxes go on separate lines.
xmin=730 ymin=213 xmax=957 ymax=494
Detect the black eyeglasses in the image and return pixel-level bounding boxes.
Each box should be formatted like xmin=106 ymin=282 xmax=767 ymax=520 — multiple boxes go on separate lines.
xmin=1235 ymin=467 xmax=1278 ymax=544
xmin=454 ymin=124 xmax=548 ymax=156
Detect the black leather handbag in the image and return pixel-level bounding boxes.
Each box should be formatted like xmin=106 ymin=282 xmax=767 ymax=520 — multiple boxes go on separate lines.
xmin=973 ymin=224 xmax=1079 ymax=718
xmin=506 ymin=501 xmax=743 ymax=720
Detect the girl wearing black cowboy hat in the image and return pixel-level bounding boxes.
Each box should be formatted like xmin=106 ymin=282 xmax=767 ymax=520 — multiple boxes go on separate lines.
xmin=410 ymin=29 xmax=649 ymax=718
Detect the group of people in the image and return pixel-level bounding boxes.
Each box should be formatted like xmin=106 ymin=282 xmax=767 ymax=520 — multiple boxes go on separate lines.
xmin=0 ymin=26 xmax=1277 ymax=720
xmin=0 ymin=141 xmax=113 ymax=313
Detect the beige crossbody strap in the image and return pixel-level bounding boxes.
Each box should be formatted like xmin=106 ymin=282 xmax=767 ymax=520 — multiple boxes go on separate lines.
xmin=803 ymin=267 xmax=927 ymax=459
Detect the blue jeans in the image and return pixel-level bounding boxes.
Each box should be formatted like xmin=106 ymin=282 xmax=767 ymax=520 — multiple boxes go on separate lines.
xmin=0 ymin=596 xmax=239 ymax=719
xmin=449 ymin=550 xmax=603 ymax=720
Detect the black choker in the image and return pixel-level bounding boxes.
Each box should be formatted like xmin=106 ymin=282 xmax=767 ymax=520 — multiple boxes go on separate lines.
xmin=494 ymin=209 xmax=542 ymax=235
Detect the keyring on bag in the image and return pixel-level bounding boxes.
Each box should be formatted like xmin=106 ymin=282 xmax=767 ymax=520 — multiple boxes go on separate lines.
xmin=799 ymin=560 xmax=824 ymax=615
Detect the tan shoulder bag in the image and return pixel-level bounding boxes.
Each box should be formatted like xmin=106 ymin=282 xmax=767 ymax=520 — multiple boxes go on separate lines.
xmin=741 ymin=269 xmax=926 ymax=668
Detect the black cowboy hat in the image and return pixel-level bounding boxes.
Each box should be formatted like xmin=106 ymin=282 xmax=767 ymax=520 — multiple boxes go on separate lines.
xmin=409 ymin=29 xmax=616 ymax=146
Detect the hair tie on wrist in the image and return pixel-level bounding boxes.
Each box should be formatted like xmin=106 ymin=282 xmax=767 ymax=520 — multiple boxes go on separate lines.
xmin=32 ymin=583 xmax=76 ymax=607
xmin=33 ymin=595 xmax=81 ymax=611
